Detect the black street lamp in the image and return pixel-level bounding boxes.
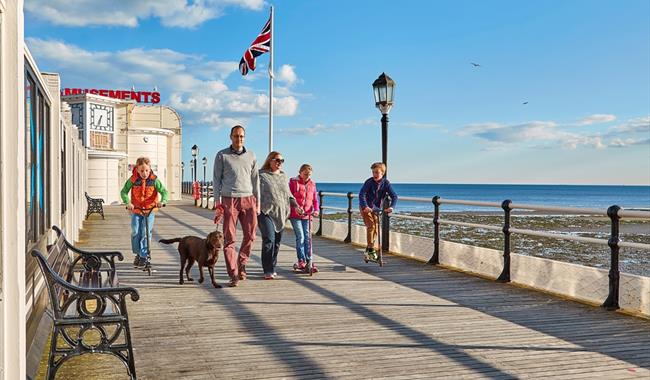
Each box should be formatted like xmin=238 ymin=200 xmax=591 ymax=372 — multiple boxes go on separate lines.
xmin=201 ymin=157 xmax=207 ymax=207
xmin=191 ymin=144 xmax=199 ymax=183
xmin=181 ymin=161 xmax=185 ymax=193
xmin=191 ymin=145 xmax=199 ymax=205
xmin=372 ymin=72 xmax=396 ymax=253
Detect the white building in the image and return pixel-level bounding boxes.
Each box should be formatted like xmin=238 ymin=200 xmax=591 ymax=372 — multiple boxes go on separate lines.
xmin=62 ymin=94 xmax=183 ymax=204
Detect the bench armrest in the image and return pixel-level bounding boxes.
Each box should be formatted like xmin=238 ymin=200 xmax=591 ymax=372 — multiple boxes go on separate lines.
xmin=31 ymin=250 xmax=140 ymax=303
xmin=67 ymin=244 xmax=124 ymax=261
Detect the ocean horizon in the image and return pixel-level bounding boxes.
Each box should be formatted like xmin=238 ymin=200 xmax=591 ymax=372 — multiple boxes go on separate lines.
xmin=317 ymin=183 xmax=650 ymax=212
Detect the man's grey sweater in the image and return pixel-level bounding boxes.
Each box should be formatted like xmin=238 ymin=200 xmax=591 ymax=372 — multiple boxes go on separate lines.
xmin=212 ymin=146 xmax=260 ymax=201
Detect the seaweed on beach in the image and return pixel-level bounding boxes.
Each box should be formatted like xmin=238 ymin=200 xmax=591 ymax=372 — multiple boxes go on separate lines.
xmin=321 ymin=212 xmax=650 ymax=276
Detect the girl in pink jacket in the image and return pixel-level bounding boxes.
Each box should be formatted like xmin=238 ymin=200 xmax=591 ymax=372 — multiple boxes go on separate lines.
xmin=289 ymin=164 xmax=320 ymax=272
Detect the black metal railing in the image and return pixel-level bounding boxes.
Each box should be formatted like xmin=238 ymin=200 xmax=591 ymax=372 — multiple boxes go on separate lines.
xmin=308 ymin=191 xmax=650 ymax=312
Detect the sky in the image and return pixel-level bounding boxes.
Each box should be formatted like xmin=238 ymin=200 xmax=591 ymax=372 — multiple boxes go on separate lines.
xmin=24 ymin=0 xmax=650 ymax=185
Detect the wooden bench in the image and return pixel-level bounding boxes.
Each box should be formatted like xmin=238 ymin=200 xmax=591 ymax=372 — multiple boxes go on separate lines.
xmin=85 ymin=192 xmax=105 ymax=219
xmin=31 ymin=225 xmax=140 ymax=380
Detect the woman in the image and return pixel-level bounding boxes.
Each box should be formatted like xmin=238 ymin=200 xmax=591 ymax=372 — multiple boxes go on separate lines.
xmin=258 ymin=151 xmax=301 ymax=279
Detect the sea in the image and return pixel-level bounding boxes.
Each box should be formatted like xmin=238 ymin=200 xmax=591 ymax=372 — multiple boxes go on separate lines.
xmin=317 ymin=183 xmax=650 ymax=213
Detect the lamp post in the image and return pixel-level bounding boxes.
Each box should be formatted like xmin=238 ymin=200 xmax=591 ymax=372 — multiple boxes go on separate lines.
xmin=191 ymin=144 xmax=199 ymax=183
xmin=191 ymin=145 xmax=199 ymax=205
xmin=201 ymin=157 xmax=207 ymax=207
xmin=372 ymin=72 xmax=396 ymax=253
xmin=181 ymin=161 xmax=185 ymax=193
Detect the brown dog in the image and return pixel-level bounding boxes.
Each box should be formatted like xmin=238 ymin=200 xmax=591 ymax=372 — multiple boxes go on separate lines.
xmin=159 ymin=231 xmax=224 ymax=288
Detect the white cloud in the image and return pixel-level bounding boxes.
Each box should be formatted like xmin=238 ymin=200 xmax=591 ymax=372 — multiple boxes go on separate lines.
xmin=458 ymin=121 xmax=606 ymax=149
xmin=25 ymin=0 xmax=265 ymax=28
xmin=276 ymin=64 xmax=299 ymax=86
xmin=609 ymin=116 xmax=650 ymax=134
xmin=609 ymin=138 xmax=650 ymax=148
xmin=279 ymin=118 xmax=375 ymax=135
xmin=575 ymin=114 xmax=616 ymax=126
xmin=401 ymin=122 xmax=442 ymax=129
xmin=27 ymin=38 xmax=300 ymax=129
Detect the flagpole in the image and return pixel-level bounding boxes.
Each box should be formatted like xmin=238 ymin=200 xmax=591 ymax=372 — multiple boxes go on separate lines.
xmin=268 ymin=5 xmax=274 ymax=153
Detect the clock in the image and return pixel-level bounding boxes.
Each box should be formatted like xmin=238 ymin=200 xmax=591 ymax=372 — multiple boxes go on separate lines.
xmin=89 ymin=103 xmax=114 ymax=131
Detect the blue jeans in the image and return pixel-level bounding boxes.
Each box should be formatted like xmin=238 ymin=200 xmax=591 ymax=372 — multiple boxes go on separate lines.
xmin=131 ymin=212 xmax=155 ymax=259
xmin=290 ymin=218 xmax=311 ymax=262
xmin=258 ymin=213 xmax=282 ymax=275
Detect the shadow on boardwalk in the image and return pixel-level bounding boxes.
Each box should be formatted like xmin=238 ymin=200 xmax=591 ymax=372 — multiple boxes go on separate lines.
xmin=38 ymin=202 xmax=650 ymax=379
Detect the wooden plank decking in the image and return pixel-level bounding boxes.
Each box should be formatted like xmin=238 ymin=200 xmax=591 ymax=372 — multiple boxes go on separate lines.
xmin=37 ymin=201 xmax=650 ymax=379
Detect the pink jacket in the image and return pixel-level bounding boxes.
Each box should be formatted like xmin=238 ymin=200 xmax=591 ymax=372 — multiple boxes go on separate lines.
xmin=289 ymin=176 xmax=319 ymax=219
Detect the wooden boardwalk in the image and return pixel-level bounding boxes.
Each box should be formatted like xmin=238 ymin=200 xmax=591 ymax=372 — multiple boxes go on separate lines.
xmin=38 ymin=201 xmax=650 ymax=379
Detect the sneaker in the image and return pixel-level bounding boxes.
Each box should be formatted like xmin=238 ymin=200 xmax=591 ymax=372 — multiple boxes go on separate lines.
xmin=136 ymin=257 xmax=147 ymax=268
xmin=366 ymin=248 xmax=378 ymax=261
xmin=264 ymin=273 xmax=274 ymax=280
xmin=238 ymin=264 xmax=247 ymax=281
xmin=311 ymin=264 xmax=319 ymax=273
xmin=228 ymin=278 xmax=239 ymax=287
xmin=272 ymin=272 xmax=278 ymax=278
xmin=132 ymin=256 xmax=140 ymax=267
xmin=297 ymin=260 xmax=306 ymax=270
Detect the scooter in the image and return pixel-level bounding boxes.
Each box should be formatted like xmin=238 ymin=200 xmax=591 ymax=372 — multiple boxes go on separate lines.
xmin=293 ymin=212 xmax=318 ymax=275
xmin=364 ymin=206 xmax=385 ymax=266
xmin=128 ymin=204 xmax=165 ymax=276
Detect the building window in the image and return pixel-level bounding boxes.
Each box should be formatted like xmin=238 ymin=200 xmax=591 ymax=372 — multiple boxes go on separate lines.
xmin=61 ymin=123 xmax=67 ymax=215
xmin=25 ymin=62 xmax=51 ymax=244
xmin=25 ymin=74 xmax=35 ymax=241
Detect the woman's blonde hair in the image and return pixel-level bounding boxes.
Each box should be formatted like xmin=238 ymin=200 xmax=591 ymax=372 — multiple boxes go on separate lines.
xmin=261 ymin=151 xmax=282 ymax=170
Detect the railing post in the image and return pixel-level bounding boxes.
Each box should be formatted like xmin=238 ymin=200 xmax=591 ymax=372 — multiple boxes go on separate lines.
xmin=344 ymin=192 xmax=353 ymax=243
xmin=496 ymin=199 xmax=512 ymax=282
xmin=428 ymin=196 xmax=441 ymax=265
xmin=381 ymin=193 xmax=391 ymax=253
xmin=315 ymin=191 xmax=324 ymax=236
xmin=602 ymin=205 xmax=621 ymax=311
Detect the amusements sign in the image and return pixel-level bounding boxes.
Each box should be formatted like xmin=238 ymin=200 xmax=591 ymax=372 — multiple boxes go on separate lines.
xmin=61 ymin=88 xmax=161 ymax=104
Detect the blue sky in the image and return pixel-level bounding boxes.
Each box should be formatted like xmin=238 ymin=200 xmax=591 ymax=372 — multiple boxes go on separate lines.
xmin=25 ymin=0 xmax=650 ymax=185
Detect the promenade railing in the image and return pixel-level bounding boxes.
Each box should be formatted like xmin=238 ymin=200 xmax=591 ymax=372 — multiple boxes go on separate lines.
xmin=314 ymin=191 xmax=650 ymax=312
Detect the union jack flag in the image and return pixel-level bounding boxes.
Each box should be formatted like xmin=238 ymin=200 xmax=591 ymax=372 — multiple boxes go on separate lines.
xmin=239 ymin=17 xmax=271 ymax=76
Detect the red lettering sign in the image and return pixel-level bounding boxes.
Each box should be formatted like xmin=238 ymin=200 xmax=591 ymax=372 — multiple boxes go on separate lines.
xmin=60 ymin=88 xmax=162 ymax=104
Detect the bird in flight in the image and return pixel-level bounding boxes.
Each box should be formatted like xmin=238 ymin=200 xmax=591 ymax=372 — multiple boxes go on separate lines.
xmin=522 ymin=101 xmax=529 ymax=105
xmin=470 ymin=62 xmax=481 ymax=67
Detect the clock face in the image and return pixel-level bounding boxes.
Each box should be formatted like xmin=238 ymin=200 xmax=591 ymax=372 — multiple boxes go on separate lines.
xmin=89 ymin=103 xmax=114 ymax=131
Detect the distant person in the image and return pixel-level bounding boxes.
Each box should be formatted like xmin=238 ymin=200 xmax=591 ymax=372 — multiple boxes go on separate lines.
xmin=358 ymin=162 xmax=398 ymax=261
xmin=258 ymin=151 xmax=301 ymax=279
xmin=213 ymin=125 xmax=260 ymax=287
xmin=288 ymin=164 xmax=319 ymax=272
xmin=121 ymin=156 xmax=169 ymax=269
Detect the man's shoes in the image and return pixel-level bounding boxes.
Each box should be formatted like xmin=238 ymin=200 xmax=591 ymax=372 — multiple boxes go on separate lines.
xmin=133 ymin=256 xmax=140 ymax=268
xmin=136 ymin=256 xmax=148 ymax=268
xmin=228 ymin=278 xmax=239 ymax=287
xmin=264 ymin=273 xmax=274 ymax=280
xmin=238 ymin=264 xmax=247 ymax=280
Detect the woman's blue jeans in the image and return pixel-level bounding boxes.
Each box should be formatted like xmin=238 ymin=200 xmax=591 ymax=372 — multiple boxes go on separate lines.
xmin=290 ymin=218 xmax=311 ymax=262
xmin=258 ymin=213 xmax=282 ymax=275
xmin=131 ymin=212 xmax=155 ymax=259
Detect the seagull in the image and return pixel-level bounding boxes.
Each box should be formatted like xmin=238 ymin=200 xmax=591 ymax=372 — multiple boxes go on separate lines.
xmin=522 ymin=101 xmax=529 ymax=105
xmin=470 ymin=62 xmax=481 ymax=67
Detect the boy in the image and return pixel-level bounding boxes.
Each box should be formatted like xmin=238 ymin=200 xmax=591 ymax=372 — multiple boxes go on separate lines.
xmin=121 ymin=157 xmax=169 ymax=268
xmin=358 ymin=162 xmax=398 ymax=261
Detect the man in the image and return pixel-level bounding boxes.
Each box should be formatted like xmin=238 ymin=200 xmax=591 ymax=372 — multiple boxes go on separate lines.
xmin=213 ymin=125 xmax=260 ymax=287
